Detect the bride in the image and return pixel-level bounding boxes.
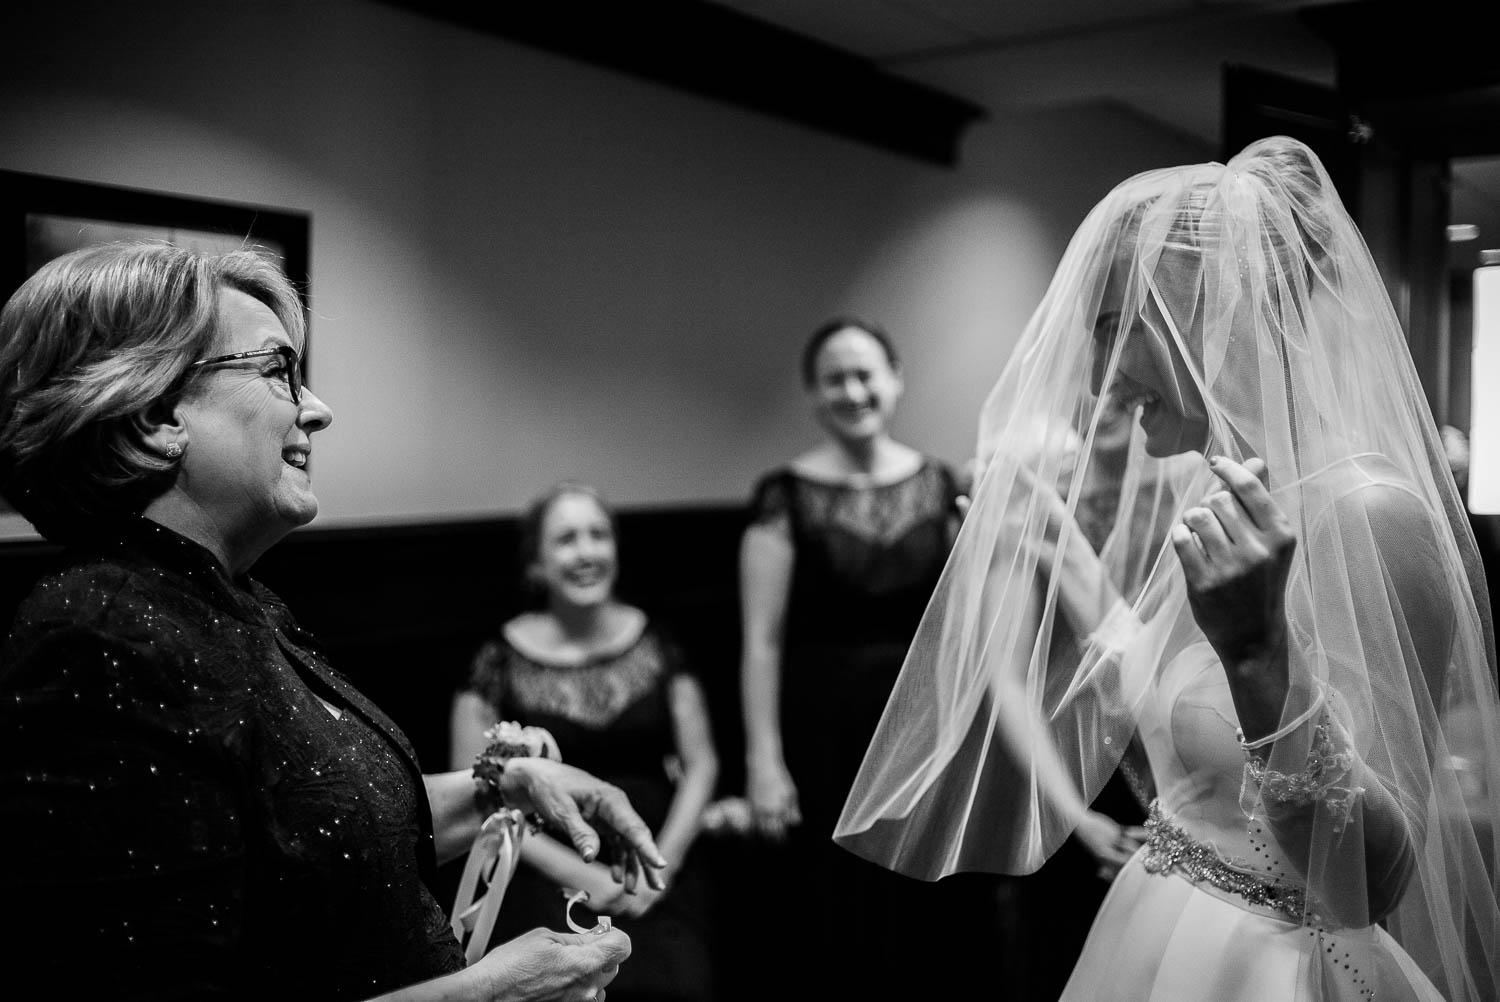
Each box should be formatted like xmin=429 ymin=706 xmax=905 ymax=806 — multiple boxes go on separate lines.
xmin=835 ymin=136 xmax=1500 ymax=1001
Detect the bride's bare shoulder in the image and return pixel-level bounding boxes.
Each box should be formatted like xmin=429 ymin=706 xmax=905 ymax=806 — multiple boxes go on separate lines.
xmin=1307 ymin=454 xmax=1442 ymax=549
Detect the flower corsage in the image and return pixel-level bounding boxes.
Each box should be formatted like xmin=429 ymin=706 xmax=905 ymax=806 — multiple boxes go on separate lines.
xmin=472 ymin=720 xmax=560 ymax=828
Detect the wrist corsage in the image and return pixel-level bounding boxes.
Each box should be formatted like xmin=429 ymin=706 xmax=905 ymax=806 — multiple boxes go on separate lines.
xmin=453 ymin=721 xmax=561 ymax=966
xmin=472 ymin=721 xmax=560 ymax=828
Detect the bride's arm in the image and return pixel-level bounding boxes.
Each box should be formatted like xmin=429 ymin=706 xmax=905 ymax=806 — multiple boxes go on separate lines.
xmin=985 ymin=528 xmax=1139 ymax=867
xmin=1178 ymin=459 xmax=1428 ymax=924
xmin=1016 ymin=462 xmax=1129 ymax=640
xmin=988 ymin=646 xmax=1143 ymax=870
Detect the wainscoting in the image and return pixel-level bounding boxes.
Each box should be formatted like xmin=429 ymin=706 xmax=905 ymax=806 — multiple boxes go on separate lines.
xmin=0 ymin=505 xmax=749 ymax=780
xmin=0 ymin=505 xmax=1106 ymax=1000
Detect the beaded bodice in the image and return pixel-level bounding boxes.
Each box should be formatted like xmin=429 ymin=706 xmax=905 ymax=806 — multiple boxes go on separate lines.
xmin=1138 ymin=639 xmax=1320 ymax=921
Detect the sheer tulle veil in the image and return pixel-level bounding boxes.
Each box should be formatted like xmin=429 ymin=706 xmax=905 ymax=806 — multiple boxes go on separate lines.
xmin=834 ymin=137 xmax=1500 ymax=999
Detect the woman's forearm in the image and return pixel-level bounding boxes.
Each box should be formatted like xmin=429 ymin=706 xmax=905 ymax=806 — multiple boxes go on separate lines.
xmin=521 ymin=833 xmax=626 ymax=911
xmin=424 ymin=770 xmax=487 ymax=866
xmin=739 ymin=522 xmax=794 ymax=771
xmin=654 ymin=756 xmax=718 ymax=866
xmin=992 ymin=673 xmax=1094 ymax=828
xmin=740 ymin=642 xmax=784 ymax=766
xmin=1044 ymin=516 xmax=1126 ymax=639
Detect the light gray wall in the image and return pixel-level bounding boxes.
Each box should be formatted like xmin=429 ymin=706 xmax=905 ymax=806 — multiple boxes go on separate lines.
xmin=0 ymin=0 xmax=1207 ymax=536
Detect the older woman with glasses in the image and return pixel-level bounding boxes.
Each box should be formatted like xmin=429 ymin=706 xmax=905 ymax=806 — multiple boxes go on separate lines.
xmin=0 ymin=241 xmax=665 ymax=1002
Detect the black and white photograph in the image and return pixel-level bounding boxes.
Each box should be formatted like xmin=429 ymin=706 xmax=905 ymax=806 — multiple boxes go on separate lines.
xmin=1 ymin=2 xmax=1497 ymax=1000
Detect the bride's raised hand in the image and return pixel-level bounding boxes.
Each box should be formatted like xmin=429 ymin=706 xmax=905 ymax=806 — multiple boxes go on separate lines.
xmin=1171 ymin=457 xmax=1296 ymax=670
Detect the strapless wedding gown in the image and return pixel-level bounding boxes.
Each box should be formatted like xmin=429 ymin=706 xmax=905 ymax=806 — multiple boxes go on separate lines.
xmin=1059 ymin=641 xmax=1444 ymax=1002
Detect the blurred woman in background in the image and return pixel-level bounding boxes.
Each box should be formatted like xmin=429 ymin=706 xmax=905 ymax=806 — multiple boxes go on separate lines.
xmin=737 ymin=317 xmax=1002 ymax=999
xmin=452 ymin=482 xmax=719 ymax=1002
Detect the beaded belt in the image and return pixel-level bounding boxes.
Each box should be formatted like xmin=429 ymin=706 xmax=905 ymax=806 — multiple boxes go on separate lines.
xmin=1140 ymin=802 xmax=1309 ymax=923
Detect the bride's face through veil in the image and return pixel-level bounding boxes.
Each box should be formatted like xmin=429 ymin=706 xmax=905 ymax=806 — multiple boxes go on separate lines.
xmin=1090 ymin=241 xmax=1214 ymax=459
xmin=1086 ymin=167 xmax=1314 ymax=467
xmin=1084 ymin=388 xmax=1136 ymax=458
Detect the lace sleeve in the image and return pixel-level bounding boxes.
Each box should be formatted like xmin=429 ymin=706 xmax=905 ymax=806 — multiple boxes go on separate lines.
xmin=1241 ymin=476 xmax=1459 ymax=924
xmin=935 ymin=460 xmax=964 ymax=513
xmin=465 ymin=637 xmax=513 ymax=714
xmin=747 ymin=470 xmax=793 ymax=529
xmin=647 ymin=622 xmax=694 ymax=681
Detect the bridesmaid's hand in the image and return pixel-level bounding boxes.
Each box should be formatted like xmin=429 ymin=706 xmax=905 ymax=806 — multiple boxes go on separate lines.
xmin=1172 ymin=457 xmax=1296 ymax=670
xmin=745 ymin=756 xmax=802 ymax=843
xmin=1073 ymin=809 xmax=1147 ymax=881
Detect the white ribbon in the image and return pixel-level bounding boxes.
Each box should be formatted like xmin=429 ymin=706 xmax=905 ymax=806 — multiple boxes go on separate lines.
xmin=450 ymin=808 xmax=526 ymax=965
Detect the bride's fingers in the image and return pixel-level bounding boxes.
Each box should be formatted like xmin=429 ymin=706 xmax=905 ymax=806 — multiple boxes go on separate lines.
xmin=1203 ymin=490 xmax=1252 ymax=544
xmin=1181 ymin=505 xmax=1232 ymax=559
xmin=1208 ymin=456 xmax=1283 ymax=531
xmin=1171 ymin=523 xmax=1210 ymax=582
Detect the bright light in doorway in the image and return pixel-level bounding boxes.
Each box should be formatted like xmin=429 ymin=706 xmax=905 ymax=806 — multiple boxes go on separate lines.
xmin=1470 ymin=249 xmax=1500 ymax=513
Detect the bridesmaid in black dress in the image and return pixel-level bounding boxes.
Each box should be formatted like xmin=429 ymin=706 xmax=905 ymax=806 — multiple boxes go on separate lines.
xmin=735 ymin=318 xmax=1004 ymax=1000
xmin=451 ymin=482 xmax=720 ymax=1002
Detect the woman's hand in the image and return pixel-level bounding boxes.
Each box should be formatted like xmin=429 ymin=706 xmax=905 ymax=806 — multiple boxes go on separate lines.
xmin=1172 ymin=457 xmax=1296 ymax=669
xmin=700 ymin=796 xmax=756 ymax=837
xmin=1073 ymin=809 xmax=1147 ymax=881
xmin=745 ymin=755 xmax=801 ymax=843
xmin=499 ymin=758 xmax=668 ymax=891
xmin=466 ymin=925 xmax=630 ymax=1002
xmin=1173 ymin=456 xmax=1306 ymax=745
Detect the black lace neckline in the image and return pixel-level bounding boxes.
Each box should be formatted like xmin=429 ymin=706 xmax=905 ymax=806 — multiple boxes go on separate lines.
xmin=785 ymin=457 xmax=932 ymax=492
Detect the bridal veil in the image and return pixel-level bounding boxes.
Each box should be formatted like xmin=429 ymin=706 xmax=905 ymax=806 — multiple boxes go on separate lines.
xmin=834 ymin=136 xmax=1500 ymax=1000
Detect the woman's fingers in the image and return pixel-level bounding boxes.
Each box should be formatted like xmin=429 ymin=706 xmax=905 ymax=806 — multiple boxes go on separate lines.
xmin=479 ymin=926 xmax=630 ymax=1002
xmin=1176 ymin=456 xmax=1293 ymax=575
xmin=1208 ymin=455 xmax=1284 ymax=532
xmin=748 ymin=773 xmax=800 ymax=842
xmin=540 ymin=791 xmax=603 ymax=865
xmin=592 ymin=787 xmax=667 ymax=871
xmin=754 ymin=805 xmax=791 ymax=842
xmin=1181 ymin=504 xmax=1233 ymax=557
xmin=1170 ymin=523 xmax=1208 ymax=582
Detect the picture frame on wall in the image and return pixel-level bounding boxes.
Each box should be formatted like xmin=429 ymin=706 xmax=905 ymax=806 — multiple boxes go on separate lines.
xmin=0 ymin=170 xmax=310 ymax=529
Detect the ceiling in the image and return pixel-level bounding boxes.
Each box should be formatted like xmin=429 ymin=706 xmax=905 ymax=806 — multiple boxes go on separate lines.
xmin=705 ymin=0 xmax=1346 ymax=148
xmin=707 ymin=0 xmax=1500 ymax=267
xmin=383 ymin=0 xmax=1500 ymax=267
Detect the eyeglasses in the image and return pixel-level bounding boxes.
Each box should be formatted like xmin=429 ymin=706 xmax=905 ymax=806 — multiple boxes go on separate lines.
xmin=190 ymin=345 xmax=303 ymax=405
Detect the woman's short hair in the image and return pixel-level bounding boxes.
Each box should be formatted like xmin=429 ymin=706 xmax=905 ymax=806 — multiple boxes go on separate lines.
xmin=0 ymin=240 xmax=306 ymax=542
xmin=800 ymin=316 xmax=900 ymax=388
